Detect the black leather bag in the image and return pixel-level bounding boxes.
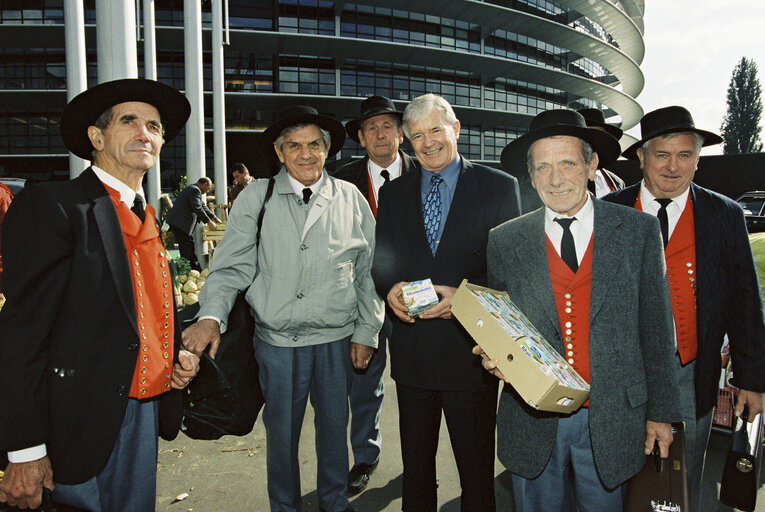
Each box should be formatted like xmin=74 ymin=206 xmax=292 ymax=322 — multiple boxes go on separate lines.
xmin=180 ymin=293 xmax=263 ymax=439
xmin=625 ymin=422 xmax=689 ymax=512
xmin=719 ymin=409 xmax=762 ymax=512
xmin=180 ymin=177 xmax=274 ymax=440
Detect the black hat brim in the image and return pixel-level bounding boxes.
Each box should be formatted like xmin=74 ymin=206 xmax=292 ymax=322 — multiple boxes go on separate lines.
xmin=345 ymin=110 xmax=403 ymax=143
xmin=263 ymin=113 xmax=345 ymax=157
xmin=61 ymin=79 xmax=191 ymax=161
xmin=622 ymin=128 xmax=723 ymax=160
xmin=501 ymin=125 xmax=621 ymax=173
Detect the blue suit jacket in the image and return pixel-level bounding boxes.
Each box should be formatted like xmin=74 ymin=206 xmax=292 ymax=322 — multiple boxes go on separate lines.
xmin=165 ymin=183 xmax=215 ymax=234
xmin=372 ymin=157 xmax=521 ymax=391
xmin=604 ymin=182 xmax=765 ymax=415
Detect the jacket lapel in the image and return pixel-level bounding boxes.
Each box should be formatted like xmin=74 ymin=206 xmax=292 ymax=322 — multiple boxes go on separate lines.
xmin=590 ymin=199 xmax=625 ymax=322
xmin=81 ymin=168 xmax=138 ymax=335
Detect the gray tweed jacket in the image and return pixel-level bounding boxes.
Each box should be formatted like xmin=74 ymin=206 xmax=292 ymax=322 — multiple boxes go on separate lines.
xmin=487 ymin=198 xmax=682 ymax=489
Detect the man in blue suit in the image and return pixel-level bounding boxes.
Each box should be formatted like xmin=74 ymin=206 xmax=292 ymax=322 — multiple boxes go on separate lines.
xmin=165 ymin=177 xmax=221 ymax=270
xmin=372 ymin=93 xmax=521 ymax=511
xmin=604 ymin=105 xmax=765 ymax=512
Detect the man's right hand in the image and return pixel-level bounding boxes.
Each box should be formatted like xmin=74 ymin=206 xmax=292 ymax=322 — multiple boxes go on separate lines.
xmin=182 ymin=318 xmax=221 ymax=358
xmin=386 ymin=282 xmax=414 ymax=323
xmin=0 ymin=457 xmax=54 ymax=510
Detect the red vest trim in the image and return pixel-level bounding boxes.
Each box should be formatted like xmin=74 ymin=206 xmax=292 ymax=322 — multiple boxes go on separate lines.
xmin=546 ymin=235 xmax=594 ymax=393
xmin=635 ymin=194 xmax=698 ymax=363
xmin=104 ymin=185 xmax=175 ymax=398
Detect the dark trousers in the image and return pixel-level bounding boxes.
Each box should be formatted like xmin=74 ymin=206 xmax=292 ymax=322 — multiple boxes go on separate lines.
xmin=169 ymin=225 xmax=199 ymax=270
xmin=396 ymin=382 xmax=498 ymax=512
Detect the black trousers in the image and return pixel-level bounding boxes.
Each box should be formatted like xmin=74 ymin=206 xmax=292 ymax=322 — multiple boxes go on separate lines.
xmin=396 ymin=382 xmax=498 ymax=512
xmin=169 ymin=224 xmax=200 ymax=271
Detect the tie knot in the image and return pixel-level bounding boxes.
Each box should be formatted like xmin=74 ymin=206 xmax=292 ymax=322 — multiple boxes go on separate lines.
xmin=655 ymin=198 xmax=672 ymax=210
xmin=302 ymin=187 xmax=312 ymax=204
xmin=430 ymin=175 xmax=443 ymax=186
xmin=380 ymin=169 xmax=390 ymax=182
xmin=131 ymin=195 xmax=145 ymax=222
xmin=555 ymin=217 xmax=576 ymax=231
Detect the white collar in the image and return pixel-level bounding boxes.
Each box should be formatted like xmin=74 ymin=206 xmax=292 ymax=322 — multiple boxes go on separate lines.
xmin=92 ymin=166 xmax=145 ymax=208
xmin=287 ymin=170 xmax=325 ymax=198
xmin=639 ymin=181 xmax=690 ymax=214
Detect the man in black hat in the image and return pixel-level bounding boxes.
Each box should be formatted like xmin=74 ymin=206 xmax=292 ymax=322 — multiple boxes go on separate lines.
xmin=577 ymin=108 xmax=626 ymax=197
xmin=372 ymin=93 xmax=521 ymax=511
xmin=333 ymin=95 xmax=417 ymax=495
xmin=183 ymin=106 xmax=383 ymax=512
xmin=477 ymin=109 xmax=680 ymax=511
xmin=0 ymin=79 xmax=199 ymax=511
xmin=604 ymin=105 xmax=765 ymax=512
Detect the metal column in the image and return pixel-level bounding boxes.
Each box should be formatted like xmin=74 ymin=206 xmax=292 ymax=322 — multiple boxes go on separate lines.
xmin=64 ymin=0 xmax=89 ymax=178
xmin=142 ymin=0 xmax=162 ymax=211
xmin=184 ymin=0 xmax=205 ymax=184
xmin=95 ymin=0 xmax=138 ymax=82
xmin=211 ymin=0 xmax=228 ymax=204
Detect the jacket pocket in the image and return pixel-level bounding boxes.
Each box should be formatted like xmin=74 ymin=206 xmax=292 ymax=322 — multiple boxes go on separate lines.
xmin=626 ymin=380 xmax=648 ymax=408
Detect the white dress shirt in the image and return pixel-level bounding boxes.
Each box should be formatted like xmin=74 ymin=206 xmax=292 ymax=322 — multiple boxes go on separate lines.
xmin=368 ymin=154 xmax=402 ymax=203
xmin=544 ymin=194 xmax=595 ymax=265
xmin=639 ymin=180 xmax=690 ymax=240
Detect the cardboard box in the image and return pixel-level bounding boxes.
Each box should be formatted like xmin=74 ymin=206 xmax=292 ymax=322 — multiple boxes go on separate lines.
xmin=451 ymin=280 xmax=589 ymax=414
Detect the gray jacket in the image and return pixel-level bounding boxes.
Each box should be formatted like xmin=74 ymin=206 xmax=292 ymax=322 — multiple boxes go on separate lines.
xmin=488 ymin=199 xmax=681 ymax=488
xmin=198 ymin=168 xmax=384 ymax=348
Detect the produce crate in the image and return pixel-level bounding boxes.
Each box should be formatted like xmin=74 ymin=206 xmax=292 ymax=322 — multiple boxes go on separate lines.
xmin=712 ymin=387 xmax=737 ymax=430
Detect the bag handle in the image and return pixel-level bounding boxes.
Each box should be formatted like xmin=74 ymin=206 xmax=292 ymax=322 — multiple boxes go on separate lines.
xmin=255 ymin=177 xmax=275 ymax=250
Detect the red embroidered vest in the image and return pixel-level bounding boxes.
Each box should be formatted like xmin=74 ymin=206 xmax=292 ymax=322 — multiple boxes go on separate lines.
xmin=104 ymin=185 xmax=175 ymax=398
xmin=546 ymin=235 xmax=594 ymax=389
xmin=636 ymin=195 xmax=698 ymax=363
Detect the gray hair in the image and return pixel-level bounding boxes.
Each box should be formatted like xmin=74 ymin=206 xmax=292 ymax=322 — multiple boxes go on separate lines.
xmin=641 ymin=131 xmax=704 ymax=155
xmin=526 ymin=137 xmax=594 ymax=174
xmin=402 ymin=93 xmax=458 ymax=138
xmin=274 ymin=123 xmax=331 ymax=152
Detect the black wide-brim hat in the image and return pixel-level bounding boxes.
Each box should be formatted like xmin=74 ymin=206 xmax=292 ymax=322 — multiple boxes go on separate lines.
xmin=345 ymin=96 xmax=403 ymax=143
xmin=577 ymin=108 xmax=623 ymax=140
xmin=500 ymin=109 xmax=621 ymax=172
xmin=263 ymin=106 xmax=345 ymax=157
xmin=623 ymin=105 xmax=723 ymax=160
xmin=61 ymin=78 xmax=191 ymax=160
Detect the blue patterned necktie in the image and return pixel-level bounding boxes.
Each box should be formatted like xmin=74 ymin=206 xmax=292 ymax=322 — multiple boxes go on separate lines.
xmin=423 ymin=174 xmax=444 ymax=254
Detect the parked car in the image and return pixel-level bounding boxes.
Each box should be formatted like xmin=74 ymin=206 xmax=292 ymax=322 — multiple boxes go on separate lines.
xmin=0 ymin=177 xmax=26 ymax=195
xmin=736 ymin=191 xmax=765 ymax=233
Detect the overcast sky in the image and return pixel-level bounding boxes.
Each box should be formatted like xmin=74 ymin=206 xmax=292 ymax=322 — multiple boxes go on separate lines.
xmin=631 ymin=0 xmax=765 ymax=155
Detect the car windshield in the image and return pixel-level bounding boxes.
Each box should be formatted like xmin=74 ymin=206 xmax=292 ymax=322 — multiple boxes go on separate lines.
xmin=738 ymin=197 xmax=765 ymax=216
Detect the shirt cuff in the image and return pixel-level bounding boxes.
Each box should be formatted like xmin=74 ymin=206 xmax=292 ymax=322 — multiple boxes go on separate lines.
xmin=198 ymin=315 xmax=221 ymax=326
xmin=8 ymin=444 xmax=47 ymax=463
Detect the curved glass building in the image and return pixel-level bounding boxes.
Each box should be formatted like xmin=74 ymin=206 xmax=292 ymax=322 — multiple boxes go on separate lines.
xmin=0 ymin=0 xmax=645 ymax=182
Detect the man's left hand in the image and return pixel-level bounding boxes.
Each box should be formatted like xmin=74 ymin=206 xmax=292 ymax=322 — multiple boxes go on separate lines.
xmin=171 ymin=349 xmax=200 ymax=389
xmin=735 ymin=389 xmax=764 ymax=421
xmin=350 ymin=343 xmax=374 ymax=370
xmin=644 ymin=420 xmax=673 ymax=458
xmin=418 ymin=285 xmax=457 ymax=320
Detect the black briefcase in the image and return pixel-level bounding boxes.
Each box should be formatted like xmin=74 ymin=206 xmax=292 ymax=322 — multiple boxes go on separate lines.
xmin=625 ymin=422 xmax=689 ymax=512
xmin=719 ymin=409 xmax=762 ymax=512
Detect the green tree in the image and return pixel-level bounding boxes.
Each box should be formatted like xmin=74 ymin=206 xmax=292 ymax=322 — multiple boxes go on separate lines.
xmin=721 ymin=57 xmax=763 ymax=154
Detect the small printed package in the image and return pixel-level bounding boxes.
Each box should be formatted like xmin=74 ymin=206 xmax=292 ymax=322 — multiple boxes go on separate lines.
xmin=451 ymin=280 xmax=590 ymax=414
xmin=401 ymin=279 xmax=440 ymax=316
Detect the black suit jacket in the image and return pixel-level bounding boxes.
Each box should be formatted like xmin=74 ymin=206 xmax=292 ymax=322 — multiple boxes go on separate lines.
xmin=604 ymin=182 xmax=765 ymax=415
xmin=332 ymin=151 xmax=418 ymax=205
xmin=165 ymin=183 xmax=215 ymax=234
xmin=0 ymin=168 xmax=183 ymax=484
xmin=372 ymin=158 xmax=521 ymax=391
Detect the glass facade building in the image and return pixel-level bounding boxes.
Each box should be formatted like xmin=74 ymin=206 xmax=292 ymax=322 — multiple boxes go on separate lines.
xmin=0 ymin=0 xmax=646 ymax=182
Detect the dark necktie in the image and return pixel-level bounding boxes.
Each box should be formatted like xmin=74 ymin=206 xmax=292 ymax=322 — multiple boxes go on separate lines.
xmin=302 ymin=187 xmax=312 ymax=204
xmin=555 ymin=217 xmax=578 ymax=273
xmin=423 ymin=175 xmax=444 ymax=255
xmin=380 ymin=169 xmax=390 ymax=183
xmin=131 ymin=195 xmax=145 ymax=222
xmin=656 ymin=198 xmax=672 ymax=248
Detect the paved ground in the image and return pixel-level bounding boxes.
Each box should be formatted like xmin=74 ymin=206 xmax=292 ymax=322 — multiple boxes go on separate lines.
xmin=156 ymin=353 xmax=765 ymax=511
